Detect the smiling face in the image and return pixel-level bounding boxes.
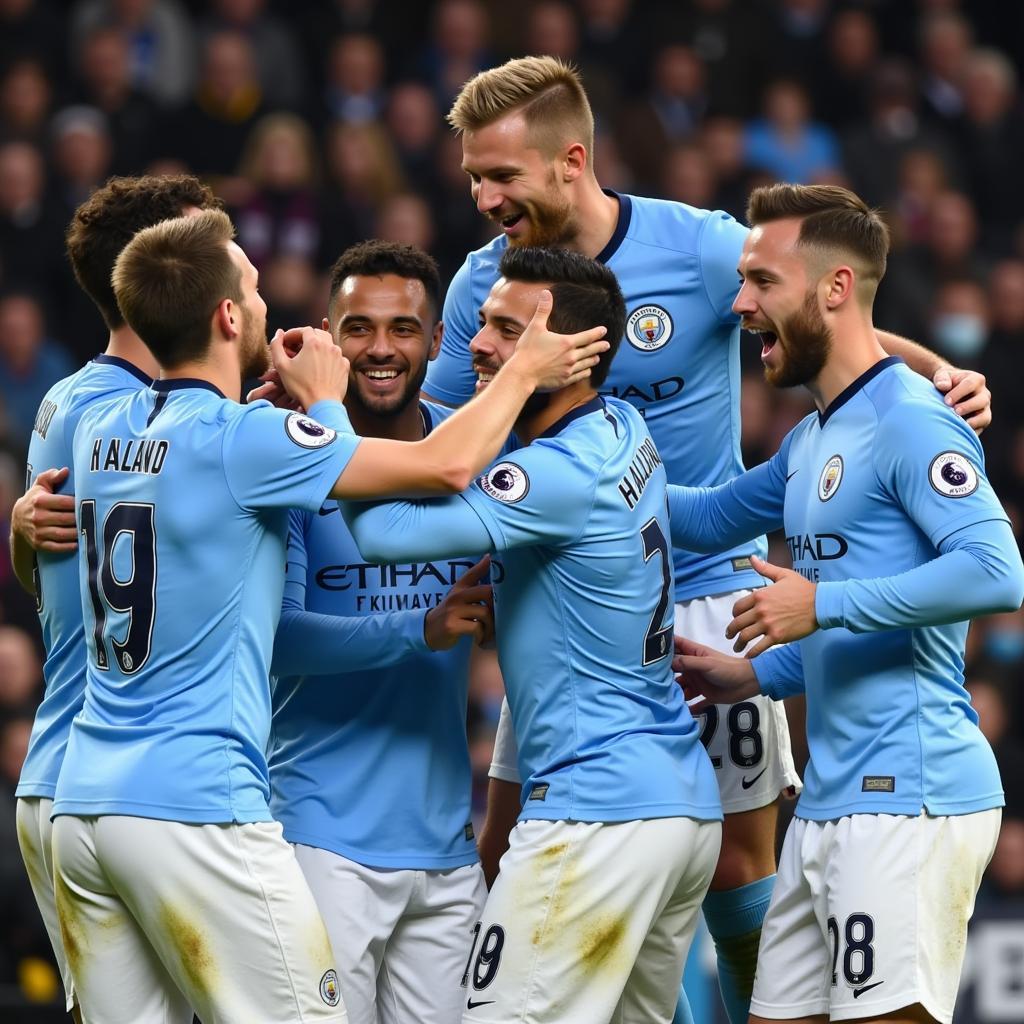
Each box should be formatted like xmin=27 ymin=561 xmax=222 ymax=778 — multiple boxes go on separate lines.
xmin=329 ymin=272 xmax=439 ymax=417
xmin=461 ymin=110 xmax=579 ymax=248
xmin=732 ymin=218 xmax=833 ymax=389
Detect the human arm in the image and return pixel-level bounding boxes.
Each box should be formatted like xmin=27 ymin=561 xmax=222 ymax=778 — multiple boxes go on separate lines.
xmin=877 ymin=330 xmax=991 ymax=433
xmin=667 ymin=456 xmax=787 ymax=553
xmin=9 ymin=467 xmax=77 ymax=593
xmin=478 ymin=777 xmax=522 ymax=889
xmin=421 ymin=255 xmax=481 ymax=407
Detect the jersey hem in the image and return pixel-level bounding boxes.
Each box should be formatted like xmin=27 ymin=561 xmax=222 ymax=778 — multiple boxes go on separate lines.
xmin=519 ymin=801 xmax=722 ymax=823
xmin=674 ymin=567 xmax=764 ymax=602
xmin=50 ymin=799 xmax=274 ymax=823
xmin=284 ymin=829 xmax=479 ymax=870
xmin=15 ymin=781 xmax=57 ymax=799
xmin=795 ymin=792 xmax=1004 ymax=820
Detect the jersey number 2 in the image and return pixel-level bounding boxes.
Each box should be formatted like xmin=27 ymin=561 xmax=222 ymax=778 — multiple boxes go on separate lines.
xmin=80 ymin=500 xmax=157 ymax=674
xmin=640 ymin=517 xmax=672 ymax=665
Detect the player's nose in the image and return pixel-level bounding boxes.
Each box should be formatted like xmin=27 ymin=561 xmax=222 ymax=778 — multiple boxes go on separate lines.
xmin=476 ymin=181 xmax=503 ymax=214
xmin=366 ymin=327 xmax=395 ymax=357
xmin=732 ymin=282 xmax=756 ymax=317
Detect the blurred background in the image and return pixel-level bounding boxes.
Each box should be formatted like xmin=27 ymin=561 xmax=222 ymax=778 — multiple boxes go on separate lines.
xmin=0 ymin=0 xmax=1022 ymax=1020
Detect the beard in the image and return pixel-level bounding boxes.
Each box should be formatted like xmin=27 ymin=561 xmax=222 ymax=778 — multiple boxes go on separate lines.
xmin=506 ymin=176 xmax=579 ymax=249
xmin=239 ymin=304 xmax=270 ymax=380
xmin=764 ymin=290 xmax=833 ymax=389
xmin=347 ymin=359 xmax=428 ymax=419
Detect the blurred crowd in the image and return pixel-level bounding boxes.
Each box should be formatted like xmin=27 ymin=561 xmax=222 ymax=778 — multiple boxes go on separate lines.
xmin=1 ymin=0 xmax=1023 ymax=1013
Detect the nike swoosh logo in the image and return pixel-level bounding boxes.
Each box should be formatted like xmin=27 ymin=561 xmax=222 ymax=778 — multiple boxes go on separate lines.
xmin=317 ymin=505 xmax=340 ymax=517
xmin=853 ymin=981 xmax=884 ymax=998
xmin=786 ymin=470 xmax=799 ymax=481
xmin=741 ymin=767 xmax=768 ymax=789
xmin=467 ymin=998 xmax=496 ymax=1009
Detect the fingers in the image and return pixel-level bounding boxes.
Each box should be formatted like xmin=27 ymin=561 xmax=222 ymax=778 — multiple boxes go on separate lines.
xmin=749 ymin=554 xmax=785 ymax=581
xmin=246 ymin=381 xmax=280 ymax=404
xmin=455 ymin=555 xmax=491 ymax=589
xmin=38 ymin=540 xmax=79 ymax=553
xmin=731 ymin=593 xmax=755 ymax=621
xmin=36 ymin=492 xmax=75 ymax=515
xmin=452 ymin=584 xmax=492 ymax=606
xmin=269 ymin=329 xmax=290 ymax=367
xmin=725 ymin=606 xmax=760 ymax=642
xmin=744 ymin=635 xmax=777 ymax=659
xmin=35 ymin=466 xmax=70 ymax=490
xmin=529 ymin=289 xmax=553 ymax=331
xmin=933 ymin=368 xmax=952 ymax=392
xmin=732 ymin=623 xmax=765 ymax=653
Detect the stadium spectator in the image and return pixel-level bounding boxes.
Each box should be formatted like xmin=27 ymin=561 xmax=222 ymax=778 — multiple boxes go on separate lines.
xmin=0 ymin=626 xmax=41 ymax=712
xmin=929 ymin=278 xmax=990 ymax=363
xmin=48 ymin=106 xmax=113 ymax=222
xmin=417 ymin=0 xmax=493 ymax=109
xmin=918 ymin=9 xmax=973 ymax=124
xmin=386 ymin=81 xmax=444 ymax=204
xmin=0 ymin=60 xmax=51 ymax=149
xmin=321 ymin=32 xmax=386 ymax=128
xmin=374 ymin=191 xmax=436 ymax=254
xmin=0 ymin=293 xmax=72 ymax=445
xmin=0 ymin=0 xmax=67 ymax=89
xmin=660 ymin=142 xmax=718 ymax=211
xmin=814 ymin=7 xmax=880 ymax=130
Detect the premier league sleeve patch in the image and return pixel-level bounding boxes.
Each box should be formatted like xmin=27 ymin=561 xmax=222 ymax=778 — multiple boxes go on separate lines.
xmin=479 ymin=462 xmax=530 ymax=503
xmin=928 ymin=451 xmax=979 ymax=497
xmin=285 ymin=413 xmax=337 ymax=449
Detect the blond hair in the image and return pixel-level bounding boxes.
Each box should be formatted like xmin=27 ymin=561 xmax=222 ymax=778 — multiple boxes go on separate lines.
xmin=447 ymin=55 xmax=594 ymax=156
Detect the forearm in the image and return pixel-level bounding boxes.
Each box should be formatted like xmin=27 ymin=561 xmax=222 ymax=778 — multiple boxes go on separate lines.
xmin=877 ymin=330 xmax=942 ymax=377
xmin=816 ymin=523 xmax=1024 ymax=633
xmin=8 ymin=530 xmax=35 ymax=594
xmin=477 ymin=776 xmax=522 ymax=888
xmin=272 ymin=607 xmax=429 ymax=677
xmin=752 ymin=643 xmax=806 ymax=700
xmin=668 ymin=461 xmax=784 ymax=552
xmin=343 ymin=495 xmax=493 ymax=564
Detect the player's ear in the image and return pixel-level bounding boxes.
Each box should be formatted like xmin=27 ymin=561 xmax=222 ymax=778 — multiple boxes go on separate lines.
xmin=429 ymin=321 xmax=443 ymax=361
xmin=214 ymin=298 xmax=238 ymax=340
xmin=563 ymin=142 xmax=587 ymax=182
xmin=824 ymin=266 xmax=855 ymax=310
xmin=322 ymin=316 xmax=330 ymax=332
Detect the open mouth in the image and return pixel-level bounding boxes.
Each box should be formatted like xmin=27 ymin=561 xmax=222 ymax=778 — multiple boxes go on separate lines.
xmin=498 ymin=212 xmax=523 ymax=233
xmin=359 ymin=367 xmax=403 ymax=389
xmin=758 ymin=330 xmax=778 ymax=358
xmin=473 ymin=364 xmax=498 ymax=390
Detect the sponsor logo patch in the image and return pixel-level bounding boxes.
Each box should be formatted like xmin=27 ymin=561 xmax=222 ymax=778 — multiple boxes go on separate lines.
xmin=861 ymin=776 xmax=895 ymax=793
xmin=320 ymin=969 xmax=340 ymax=1006
xmin=479 ymin=462 xmax=529 ymax=503
xmin=286 ymin=413 xmax=337 ymax=449
xmin=928 ymin=451 xmax=979 ymax=498
xmin=464 ymin=823 xmax=475 ymax=841
xmin=818 ymin=454 xmax=844 ymax=501
xmin=528 ymin=783 xmax=549 ymax=802
xmin=626 ymin=305 xmax=673 ymax=352
xmin=731 ymin=556 xmax=753 ymax=572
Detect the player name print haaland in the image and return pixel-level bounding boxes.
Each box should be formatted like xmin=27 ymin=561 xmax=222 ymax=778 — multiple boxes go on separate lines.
xmin=286 ymin=412 xmax=337 ymax=449
xmin=626 ymin=304 xmax=673 ymax=352
xmin=929 ymin=451 xmax=979 ymax=498
xmin=479 ymin=462 xmax=529 ymax=503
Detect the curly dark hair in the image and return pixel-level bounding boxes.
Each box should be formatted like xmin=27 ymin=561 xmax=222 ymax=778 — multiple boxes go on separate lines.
xmin=328 ymin=240 xmax=442 ymax=316
xmin=65 ymin=174 xmax=220 ymax=330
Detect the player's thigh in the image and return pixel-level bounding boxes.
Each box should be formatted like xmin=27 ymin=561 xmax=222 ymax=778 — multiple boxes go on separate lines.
xmin=675 ymin=594 xmax=801 ymax=819
xmin=51 ymin=814 xmax=194 ymax=1024
xmin=616 ymin=818 xmax=721 ymax=1024
xmin=94 ymin=816 xmax=346 ymax=1024
xmin=750 ymin=818 xmax=832 ymax=1021
xmin=823 ymin=810 xmax=1000 ymax=1024
xmin=462 ymin=817 xmax=706 ymax=1024
xmin=16 ymin=797 xmax=78 ymax=1010
xmin=378 ymin=862 xmax=486 ymax=1024
xmin=294 ymin=843 xmax=414 ymax=1024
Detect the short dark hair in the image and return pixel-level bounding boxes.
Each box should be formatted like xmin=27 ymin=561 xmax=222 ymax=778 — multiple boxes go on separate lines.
xmin=328 ymin=240 xmax=441 ymax=317
xmin=497 ymin=246 xmax=625 ymax=387
xmin=65 ymin=175 xmax=220 ymax=331
xmin=112 ymin=209 xmax=242 ymax=368
xmin=746 ymin=184 xmax=891 ymax=293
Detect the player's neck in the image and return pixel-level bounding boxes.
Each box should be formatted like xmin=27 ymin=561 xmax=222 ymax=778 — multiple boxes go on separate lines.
xmin=104 ymin=325 xmax=160 ymax=381
xmin=344 ymin=397 xmax=425 ymax=442
xmin=569 ymin=178 xmax=621 ymax=260
xmin=806 ymin=318 xmax=888 ymax=413
xmin=515 ymin=384 xmax=597 ymax=444
xmin=160 ymin=349 xmax=243 ymax=403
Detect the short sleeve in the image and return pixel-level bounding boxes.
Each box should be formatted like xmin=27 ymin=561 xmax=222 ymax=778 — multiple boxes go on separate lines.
xmin=460 ymin=439 xmax=597 ymax=552
xmin=222 ymin=401 xmax=360 ymax=513
xmin=699 ymin=210 xmax=748 ymax=324
xmin=424 ymin=256 xmax=479 ymax=406
xmin=873 ymin=398 xmax=1009 ymax=548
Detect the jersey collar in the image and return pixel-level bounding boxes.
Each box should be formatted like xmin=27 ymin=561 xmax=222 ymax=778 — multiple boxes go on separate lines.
xmin=818 ymin=355 xmax=902 ymax=427
xmin=594 ymin=190 xmax=632 ymax=264
xmin=93 ymin=353 xmax=153 ymax=385
xmin=151 ymin=378 xmax=226 ymax=399
xmin=538 ymin=395 xmax=606 ymax=439
xmin=419 ymin=400 xmax=434 ymax=436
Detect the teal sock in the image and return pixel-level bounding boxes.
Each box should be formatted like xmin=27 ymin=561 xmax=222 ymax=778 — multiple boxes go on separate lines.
xmin=702 ymin=874 xmax=776 ymax=1024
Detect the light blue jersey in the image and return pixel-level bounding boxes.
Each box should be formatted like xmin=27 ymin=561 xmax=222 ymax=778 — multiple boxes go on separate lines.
xmin=425 ymin=192 xmax=766 ymax=600
xmin=269 ymin=401 xmax=480 ymax=870
xmin=345 ymin=396 xmax=722 ymax=824
xmin=17 ymin=356 xmax=152 ymax=799
xmin=52 ymin=381 xmax=359 ymax=824
xmin=668 ymin=358 xmax=1023 ymax=820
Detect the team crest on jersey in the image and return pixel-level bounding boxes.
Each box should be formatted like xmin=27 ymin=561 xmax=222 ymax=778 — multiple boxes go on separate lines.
xmin=817 ymin=455 xmax=844 ymax=501
xmin=479 ymin=462 xmax=529 ymax=503
xmin=319 ymin=969 xmax=340 ymax=1006
xmin=285 ymin=413 xmax=337 ymax=449
xmin=626 ymin=305 xmax=673 ymax=352
xmin=929 ymin=451 xmax=979 ymax=497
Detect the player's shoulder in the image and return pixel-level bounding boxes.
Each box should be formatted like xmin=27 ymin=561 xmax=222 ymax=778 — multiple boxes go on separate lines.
xmin=421 ymin=398 xmax=457 ymax=429
xmin=624 ymin=193 xmax=747 ymax=256
xmin=452 ymin=233 xmax=507 ymax=289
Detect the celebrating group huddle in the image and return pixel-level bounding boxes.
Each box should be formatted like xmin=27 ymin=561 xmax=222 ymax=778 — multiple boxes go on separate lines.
xmin=12 ymin=57 xmax=1023 ymax=1024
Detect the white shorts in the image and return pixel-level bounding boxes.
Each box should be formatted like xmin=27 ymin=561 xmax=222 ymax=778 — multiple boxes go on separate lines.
xmin=16 ymin=797 xmax=75 ymax=1011
xmin=294 ymin=844 xmax=486 ymax=1024
xmin=751 ymin=809 xmax=1002 ymax=1022
xmin=51 ymin=814 xmax=347 ymax=1024
xmin=675 ymin=591 xmax=801 ymax=814
xmin=462 ymin=815 xmax=721 ymax=1023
